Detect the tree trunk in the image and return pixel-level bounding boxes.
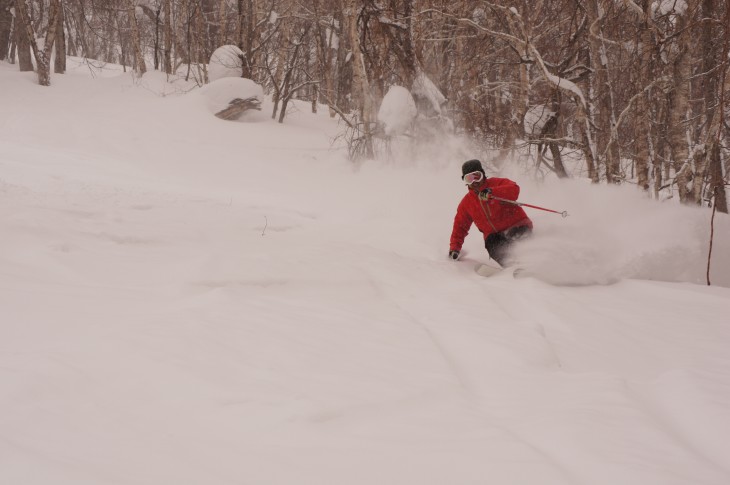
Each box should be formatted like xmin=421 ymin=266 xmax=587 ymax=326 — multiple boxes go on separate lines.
xmin=634 ymin=105 xmax=651 ymax=191
xmin=320 ymin=16 xmax=336 ymax=117
xmin=74 ymin=0 xmax=90 ymax=58
xmin=14 ymin=0 xmax=33 ymax=71
xmin=236 ymin=0 xmax=254 ymax=78
xmin=54 ymin=0 xmax=66 ymax=74
xmin=246 ymin=0 xmax=255 ymax=78
xmin=270 ymin=25 xmax=288 ymax=119
xmin=345 ymin=0 xmax=374 ymax=158
xmin=35 ymin=0 xmax=60 ymax=85
xmin=153 ymin=6 xmax=160 ymax=70
xmin=62 ymin=6 xmax=75 ymax=56
xmin=304 ymin=36 xmax=316 ymax=114
xmin=216 ymin=0 xmax=227 ymax=47
xmin=311 ymin=1 xmax=332 ymax=115
xmin=0 ymin=0 xmax=12 ymax=61
xmin=699 ymin=0 xmax=727 ymax=213
xmin=195 ymin=2 xmax=208 ymax=83
xmin=701 ymin=68 xmax=729 ymax=210
xmin=275 ymin=23 xmax=311 ymax=123
xmin=577 ymin=103 xmax=599 ymax=183
xmin=544 ymin=91 xmax=568 ymax=178
xmin=653 ymin=100 xmax=668 ymax=198
xmin=15 ymin=0 xmax=57 ymax=85
xmin=236 ymin=0 xmax=244 ymax=50
xmin=9 ymin=17 xmax=15 ymax=62
xmin=667 ymin=7 xmax=692 ymax=201
xmin=127 ymin=0 xmax=147 ymax=75
xmin=164 ymin=0 xmax=172 ymax=74
xmin=117 ymin=11 xmax=128 ymax=70
xmin=699 ymin=0 xmax=719 ymax=146
xmin=586 ymin=0 xmax=620 ymax=183
xmin=634 ymin=4 xmax=654 ymax=191
xmin=707 ymin=143 xmax=727 ymax=213
xmin=311 ymin=84 xmax=318 ymax=114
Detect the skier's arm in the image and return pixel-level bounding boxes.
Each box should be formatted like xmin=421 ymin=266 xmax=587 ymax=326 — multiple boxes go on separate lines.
xmin=449 ymin=200 xmax=473 ymax=251
xmin=488 ymin=177 xmax=520 ymax=201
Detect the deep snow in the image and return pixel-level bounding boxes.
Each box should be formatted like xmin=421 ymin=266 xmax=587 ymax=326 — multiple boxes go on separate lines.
xmin=1 ymin=58 xmax=729 ymax=485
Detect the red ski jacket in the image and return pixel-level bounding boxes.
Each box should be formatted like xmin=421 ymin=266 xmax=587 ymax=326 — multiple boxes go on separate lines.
xmin=449 ymin=177 xmax=533 ymax=252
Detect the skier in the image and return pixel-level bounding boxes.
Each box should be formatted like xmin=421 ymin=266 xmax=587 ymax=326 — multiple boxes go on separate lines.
xmin=448 ymin=159 xmax=533 ymax=266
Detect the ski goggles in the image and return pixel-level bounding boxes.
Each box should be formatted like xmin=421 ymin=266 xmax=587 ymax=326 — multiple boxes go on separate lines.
xmin=463 ymin=171 xmax=484 ymax=184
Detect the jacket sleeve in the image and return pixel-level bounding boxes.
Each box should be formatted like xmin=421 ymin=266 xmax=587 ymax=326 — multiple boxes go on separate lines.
xmin=450 ymin=198 xmax=473 ymax=251
xmin=488 ymin=177 xmax=520 ymax=201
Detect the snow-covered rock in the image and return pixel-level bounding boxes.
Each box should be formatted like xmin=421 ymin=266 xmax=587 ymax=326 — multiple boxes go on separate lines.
xmin=377 ymin=85 xmax=417 ymax=136
xmin=199 ymin=77 xmax=264 ymax=120
xmin=208 ymin=45 xmax=245 ymax=82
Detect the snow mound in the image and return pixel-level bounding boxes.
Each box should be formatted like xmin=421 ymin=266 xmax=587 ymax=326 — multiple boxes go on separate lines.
xmin=208 ymin=45 xmax=245 ymax=82
xmin=198 ymin=77 xmax=264 ymax=120
xmin=378 ymin=86 xmax=417 ymax=136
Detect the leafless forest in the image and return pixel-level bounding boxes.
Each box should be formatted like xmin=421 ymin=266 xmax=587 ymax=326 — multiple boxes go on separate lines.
xmin=1 ymin=0 xmax=728 ymax=211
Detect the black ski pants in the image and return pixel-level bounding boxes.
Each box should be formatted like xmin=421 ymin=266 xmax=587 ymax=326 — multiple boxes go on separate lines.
xmin=485 ymin=225 xmax=532 ymax=267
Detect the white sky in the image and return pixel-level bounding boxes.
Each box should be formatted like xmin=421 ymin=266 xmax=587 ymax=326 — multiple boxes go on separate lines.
xmin=1 ymin=59 xmax=729 ymax=485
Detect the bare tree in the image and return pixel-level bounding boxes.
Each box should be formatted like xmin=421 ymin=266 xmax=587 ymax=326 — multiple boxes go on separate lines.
xmin=310 ymin=0 xmax=338 ymax=117
xmin=14 ymin=0 xmax=61 ymax=85
xmin=237 ymin=0 xmax=255 ymax=78
xmin=345 ymin=0 xmax=375 ymax=158
xmin=274 ymin=22 xmax=315 ymax=123
xmin=0 ymin=0 xmax=12 ymax=60
xmin=54 ymin=0 xmax=66 ymax=73
xmin=700 ymin=0 xmax=729 ymax=212
xmin=127 ymin=0 xmax=146 ymax=75
xmin=14 ymin=1 xmax=32 ymax=71
xmin=586 ymin=0 xmax=620 ymax=183
xmin=663 ymin=1 xmax=693 ymax=201
xmin=163 ymin=0 xmax=172 ymax=73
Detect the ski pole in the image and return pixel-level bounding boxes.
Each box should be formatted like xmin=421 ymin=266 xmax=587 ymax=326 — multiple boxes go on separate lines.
xmin=488 ymin=195 xmax=568 ymax=218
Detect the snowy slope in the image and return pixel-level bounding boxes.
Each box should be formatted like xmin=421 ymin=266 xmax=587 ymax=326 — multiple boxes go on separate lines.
xmin=1 ymin=59 xmax=730 ymax=485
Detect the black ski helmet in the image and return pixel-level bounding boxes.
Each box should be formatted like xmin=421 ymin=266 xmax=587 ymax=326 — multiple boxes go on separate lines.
xmin=461 ymin=159 xmax=485 ymax=179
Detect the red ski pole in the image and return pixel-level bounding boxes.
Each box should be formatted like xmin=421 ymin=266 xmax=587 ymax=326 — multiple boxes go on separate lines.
xmin=488 ymin=195 xmax=568 ymax=218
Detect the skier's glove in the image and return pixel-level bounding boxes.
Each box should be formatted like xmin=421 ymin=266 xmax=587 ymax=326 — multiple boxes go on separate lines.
xmin=478 ymin=188 xmax=492 ymax=200
xmin=448 ymin=250 xmax=460 ymax=260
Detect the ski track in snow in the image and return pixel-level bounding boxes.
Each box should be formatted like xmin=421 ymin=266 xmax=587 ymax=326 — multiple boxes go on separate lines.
xmin=1 ymin=59 xmax=730 ymax=485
